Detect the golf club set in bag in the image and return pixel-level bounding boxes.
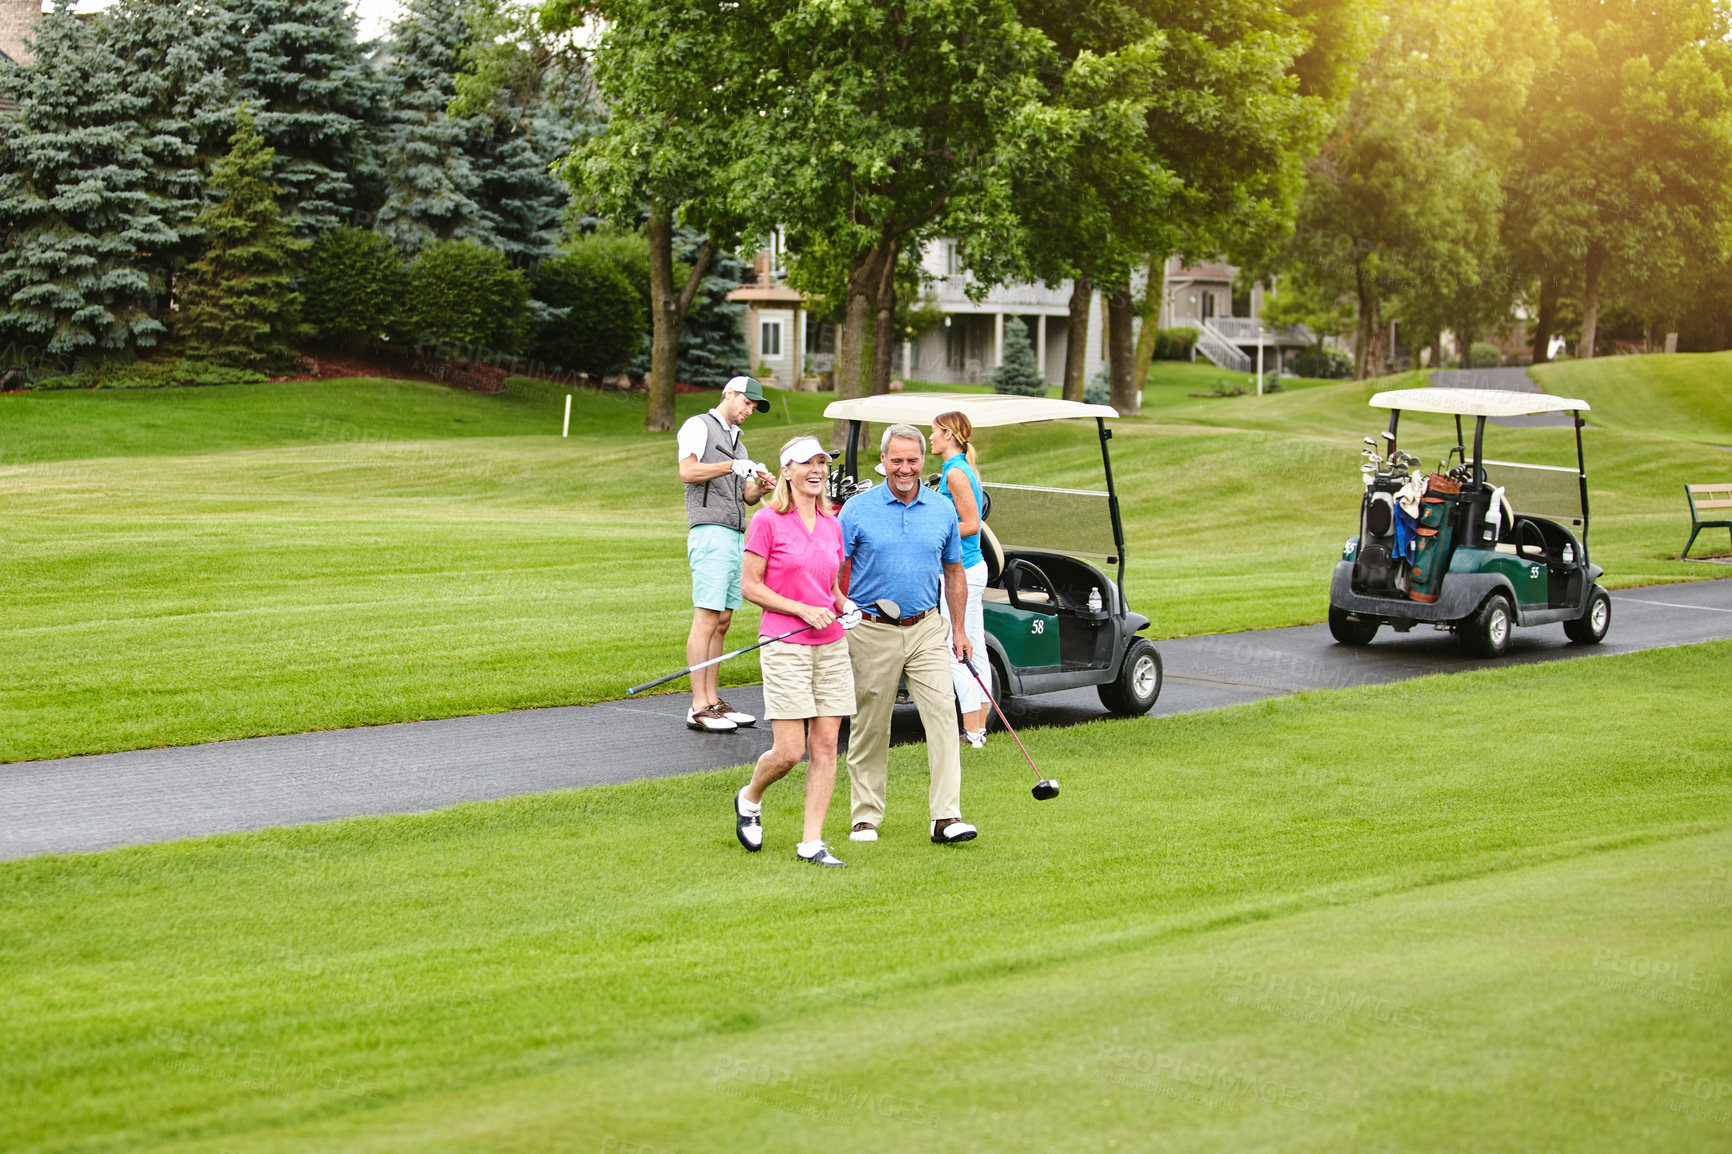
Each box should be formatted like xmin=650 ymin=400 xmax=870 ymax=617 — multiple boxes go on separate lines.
xmin=1353 ymin=432 xmax=1480 ymax=602
xmin=629 ymin=597 xmax=1060 ymax=803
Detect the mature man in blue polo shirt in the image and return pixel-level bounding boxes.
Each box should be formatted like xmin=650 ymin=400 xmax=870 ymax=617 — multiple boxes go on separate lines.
xmin=839 ymin=423 xmax=978 ymax=845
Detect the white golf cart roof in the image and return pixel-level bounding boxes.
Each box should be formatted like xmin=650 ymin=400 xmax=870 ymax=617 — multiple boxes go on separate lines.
xmin=823 ymin=392 xmax=1119 ymax=428
xmin=1369 ymin=388 xmax=1590 ymax=418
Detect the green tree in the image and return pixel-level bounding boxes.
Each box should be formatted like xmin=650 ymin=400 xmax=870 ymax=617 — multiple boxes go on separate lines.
xmin=376 ymin=0 xmax=492 ymax=255
xmin=549 ymin=0 xmax=746 ymax=430
xmin=451 ymin=0 xmax=593 ymax=266
xmin=402 ymin=240 xmax=530 ymax=352
xmin=221 ymin=0 xmax=386 ymax=236
xmin=990 ymin=318 xmax=1047 ymax=396
xmin=1280 ymin=0 xmax=1547 ymax=378
xmin=0 ymin=2 xmax=174 ymax=363
xmin=179 ymin=108 xmax=309 ymax=370
xmin=1509 ymin=0 xmax=1732 ymax=360
xmin=737 ymin=1 xmax=1058 ymax=430
xmin=301 ymin=227 xmax=406 ymax=349
xmin=102 ymin=0 xmax=234 ymax=280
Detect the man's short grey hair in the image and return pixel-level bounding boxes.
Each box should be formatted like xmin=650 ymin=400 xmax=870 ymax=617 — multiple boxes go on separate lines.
xmin=880 ymin=423 xmax=926 ymax=455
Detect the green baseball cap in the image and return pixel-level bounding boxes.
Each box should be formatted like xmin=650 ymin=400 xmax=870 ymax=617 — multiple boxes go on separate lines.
xmin=724 ymin=375 xmax=772 ymax=412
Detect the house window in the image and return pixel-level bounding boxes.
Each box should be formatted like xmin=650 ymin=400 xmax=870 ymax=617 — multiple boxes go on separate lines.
xmin=760 ymin=320 xmax=783 ymax=358
xmin=946 ymin=242 xmax=960 ymax=276
xmin=1201 ymin=292 xmax=1216 ymax=320
xmin=946 ymin=321 xmax=965 ymax=370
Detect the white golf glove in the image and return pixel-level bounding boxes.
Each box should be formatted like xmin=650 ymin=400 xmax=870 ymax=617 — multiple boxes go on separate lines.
xmin=729 ymin=458 xmax=756 ymax=478
xmin=838 ymin=599 xmax=862 ymax=630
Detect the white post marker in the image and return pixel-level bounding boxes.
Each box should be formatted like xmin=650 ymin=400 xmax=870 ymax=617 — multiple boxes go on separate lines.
xmin=562 ymin=393 xmax=572 ymax=437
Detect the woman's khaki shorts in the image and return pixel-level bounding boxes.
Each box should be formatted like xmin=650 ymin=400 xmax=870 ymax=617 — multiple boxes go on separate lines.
xmin=760 ymin=637 xmax=856 ymax=720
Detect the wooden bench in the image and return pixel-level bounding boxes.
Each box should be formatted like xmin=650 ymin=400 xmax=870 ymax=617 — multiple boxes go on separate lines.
xmin=1683 ymin=483 xmax=1732 ymax=559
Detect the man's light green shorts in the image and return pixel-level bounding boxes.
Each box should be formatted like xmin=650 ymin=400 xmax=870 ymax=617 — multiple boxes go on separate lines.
xmin=687 ymin=524 xmax=744 ymax=611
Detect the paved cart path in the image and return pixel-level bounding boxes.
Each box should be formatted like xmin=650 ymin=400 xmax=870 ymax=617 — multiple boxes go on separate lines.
xmin=4 ymin=579 xmax=1730 ymax=861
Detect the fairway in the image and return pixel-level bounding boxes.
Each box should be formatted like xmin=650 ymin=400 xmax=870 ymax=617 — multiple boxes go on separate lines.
xmin=2 ymin=643 xmax=1729 ymax=1152
xmin=3 ymin=358 xmax=1728 ymax=763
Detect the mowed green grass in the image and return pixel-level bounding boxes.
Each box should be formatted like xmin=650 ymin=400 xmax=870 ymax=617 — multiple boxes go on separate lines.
xmin=2 ymin=644 xmax=1729 ymax=1153
xmin=2 ymin=360 xmax=1726 ymax=761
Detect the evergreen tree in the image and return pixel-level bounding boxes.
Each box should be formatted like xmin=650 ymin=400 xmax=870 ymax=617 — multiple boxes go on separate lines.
xmin=672 ymin=232 xmax=749 ymax=389
xmin=179 ymin=108 xmax=308 ymax=370
xmin=468 ymin=117 xmax=572 ymax=267
xmin=102 ymin=0 xmax=235 ymax=277
xmin=0 ymin=2 xmax=175 ymax=362
xmin=376 ymin=0 xmax=493 ymax=254
xmin=221 ymin=0 xmax=385 ymax=236
xmin=990 ymin=319 xmax=1045 ymax=397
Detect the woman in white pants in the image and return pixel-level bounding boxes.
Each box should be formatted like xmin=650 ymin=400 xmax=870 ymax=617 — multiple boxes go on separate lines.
xmin=931 ymin=411 xmax=989 ymax=748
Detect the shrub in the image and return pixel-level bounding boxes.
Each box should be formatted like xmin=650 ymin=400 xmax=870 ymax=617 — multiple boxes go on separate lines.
xmin=1084 ymin=366 xmax=1111 ymax=407
xmin=1290 ymin=346 xmax=1354 ymax=379
xmin=1152 ymin=327 xmax=1198 ymax=361
xmin=21 ymin=358 xmax=268 ymax=389
xmin=402 ymin=240 xmax=530 ymax=354
xmin=529 ymin=247 xmax=644 ymax=376
xmin=1469 ymin=341 xmax=1502 ymax=368
xmin=990 ymin=318 xmax=1045 ymax=396
xmin=302 ymin=228 xmax=406 ymax=348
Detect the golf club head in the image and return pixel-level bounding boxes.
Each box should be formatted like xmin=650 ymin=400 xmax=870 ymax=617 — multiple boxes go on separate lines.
xmin=1381 ymin=430 xmax=1396 ymax=442
xmin=1364 ymin=437 xmax=1377 ymax=447
xmin=874 ymin=598 xmax=902 ymax=621
xmin=1031 ymin=779 xmax=1060 ymax=801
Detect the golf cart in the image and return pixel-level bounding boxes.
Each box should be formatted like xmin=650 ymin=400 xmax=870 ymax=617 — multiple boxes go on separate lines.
xmin=823 ymin=392 xmax=1163 ymax=717
xmin=1329 ymin=387 xmax=1610 ymax=656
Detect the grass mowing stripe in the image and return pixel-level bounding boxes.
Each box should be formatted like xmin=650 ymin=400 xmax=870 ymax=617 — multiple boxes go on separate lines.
xmin=1 ymin=643 xmax=1728 ymax=1152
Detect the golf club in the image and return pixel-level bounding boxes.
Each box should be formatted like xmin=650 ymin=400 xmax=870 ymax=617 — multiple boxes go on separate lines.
xmin=870 ymin=596 xmax=1056 ymax=800
xmin=963 ymin=656 xmax=1060 ymax=801
xmin=628 ymin=596 xmax=864 ymax=696
xmin=627 ymin=623 xmax=818 ymax=696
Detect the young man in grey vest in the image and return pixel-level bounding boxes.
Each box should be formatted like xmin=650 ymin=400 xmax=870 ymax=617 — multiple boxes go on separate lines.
xmin=676 ymin=375 xmax=773 ymax=731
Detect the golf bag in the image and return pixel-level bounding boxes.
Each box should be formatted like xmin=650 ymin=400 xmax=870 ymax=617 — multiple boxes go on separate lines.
xmin=1353 ymin=487 xmax=1402 ymax=594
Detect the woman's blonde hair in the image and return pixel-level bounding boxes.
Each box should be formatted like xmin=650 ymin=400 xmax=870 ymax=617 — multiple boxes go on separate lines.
xmin=770 ymin=435 xmax=835 ymax=515
xmin=932 ymin=410 xmax=977 ymax=471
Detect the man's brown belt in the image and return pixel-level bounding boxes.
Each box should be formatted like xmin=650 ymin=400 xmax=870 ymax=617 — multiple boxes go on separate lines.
xmin=859 ymin=607 xmax=936 ymax=627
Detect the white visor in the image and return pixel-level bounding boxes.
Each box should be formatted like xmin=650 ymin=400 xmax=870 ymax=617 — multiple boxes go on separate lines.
xmin=779 ymin=437 xmax=836 ymax=467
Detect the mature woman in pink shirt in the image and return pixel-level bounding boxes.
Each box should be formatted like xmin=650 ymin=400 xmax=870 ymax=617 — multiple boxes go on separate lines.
xmin=732 ymin=435 xmax=858 ymax=867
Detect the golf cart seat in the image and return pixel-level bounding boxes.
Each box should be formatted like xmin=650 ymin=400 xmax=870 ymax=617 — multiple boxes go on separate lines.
xmin=979 ymin=520 xmax=1004 ymax=586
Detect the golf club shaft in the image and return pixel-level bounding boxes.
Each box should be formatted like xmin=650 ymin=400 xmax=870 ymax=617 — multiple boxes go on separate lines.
xmin=627 ymin=623 xmax=815 ymax=695
xmin=964 ymin=660 xmax=1044 ymax=781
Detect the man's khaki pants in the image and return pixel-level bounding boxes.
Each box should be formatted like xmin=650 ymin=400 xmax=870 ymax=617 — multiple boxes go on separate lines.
xmin=845 ymin=613 xmax=962 ymax=828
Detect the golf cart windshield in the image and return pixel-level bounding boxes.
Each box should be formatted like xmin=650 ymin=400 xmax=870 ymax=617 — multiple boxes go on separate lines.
xmin=1482 ymin=459 xmax=1586 ymax=526
xmin=982 ymin=483 xmax=1117 ymax=560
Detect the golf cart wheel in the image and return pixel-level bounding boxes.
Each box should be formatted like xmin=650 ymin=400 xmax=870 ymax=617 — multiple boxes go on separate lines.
xmin=1328 ymin=606 xmax=1380 ymax=646
xmin=1098 ymin=638 xmax=1162 ymax=716
xmin=1564 ymin=586 xmax=1611 ymax=645
xmin=1461 ymin=592 xmax=1514 ymax=658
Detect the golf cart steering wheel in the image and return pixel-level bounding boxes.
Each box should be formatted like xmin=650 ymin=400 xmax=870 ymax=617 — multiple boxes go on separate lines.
xmin=1003 ymin=558 xmax=1069 ymax=613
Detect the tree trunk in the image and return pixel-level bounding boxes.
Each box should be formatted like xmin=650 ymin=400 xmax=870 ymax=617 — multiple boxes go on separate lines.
xmin=1061 ymin=270 xmax=1092 ymax=402
xmin=1456 ymin=324 xmax=1475 ymax=369
xmin=831 ymin=245 xmax=888 ymax=446
xmin=1577 ymin=241 xmax=1604 ymax=360
xmin=1130 ymin=253 xmax=1165 ymax=394
xmin=1352 ymin=260 xmax=1382 ymax=380
xmin=643 ymin=199 xmax=717 ymax=432
xmin=869 ymin=237 xmax=900 ymax=396
xmin=1532 ymin=271 xmax=1557 ymax=364
xmin=1106 ymin=288 xmax=1138 ymax=414
xmin=645 ymin=198 xmax=679 ymax=431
